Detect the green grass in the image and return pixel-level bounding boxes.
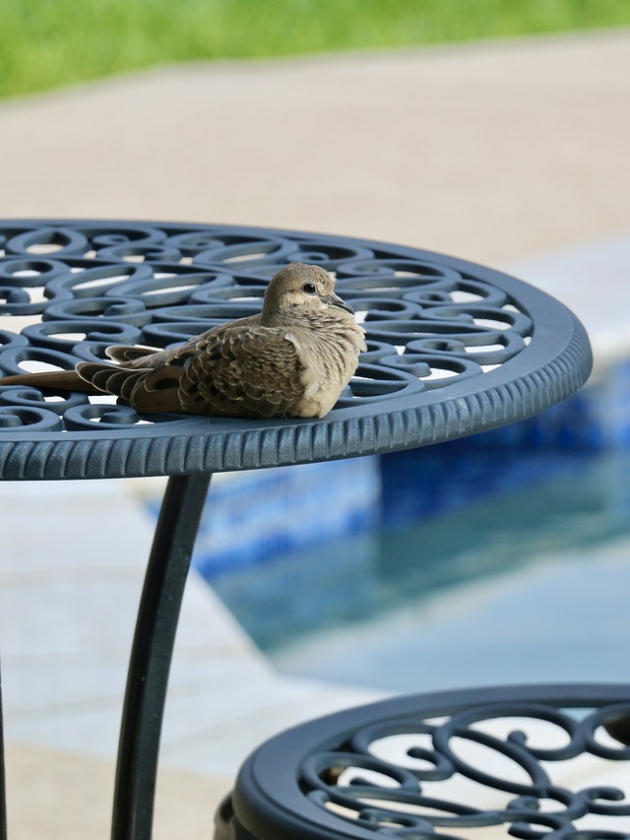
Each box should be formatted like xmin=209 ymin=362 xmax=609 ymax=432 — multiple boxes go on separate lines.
xmin=2 ymin=0 xmax=630 ymax=100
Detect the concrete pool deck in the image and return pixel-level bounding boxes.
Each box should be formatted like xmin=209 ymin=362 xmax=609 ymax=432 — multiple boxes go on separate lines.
xmin=1 ymin=26 xmax=630 ymax=839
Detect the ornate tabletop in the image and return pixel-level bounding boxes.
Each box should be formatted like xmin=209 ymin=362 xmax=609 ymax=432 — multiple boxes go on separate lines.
xmin=0 ymin=220 xmax=591 ymax=480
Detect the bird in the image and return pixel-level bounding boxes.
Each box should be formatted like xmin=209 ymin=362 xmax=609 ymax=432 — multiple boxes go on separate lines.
xmin=0 ymin=262 xmax=367 ymax=419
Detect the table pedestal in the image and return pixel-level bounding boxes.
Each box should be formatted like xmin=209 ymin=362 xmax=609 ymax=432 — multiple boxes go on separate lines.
xmin=112 ymin=472 xmax=211 ymax=840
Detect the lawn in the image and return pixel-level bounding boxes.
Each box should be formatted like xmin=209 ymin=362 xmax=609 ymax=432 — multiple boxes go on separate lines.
xmin=2 ymin=0 xmax=630 ymax=100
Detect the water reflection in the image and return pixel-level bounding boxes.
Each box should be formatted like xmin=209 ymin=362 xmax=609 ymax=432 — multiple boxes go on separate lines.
xmin=206 ymin=446 xmax=630 ymax=691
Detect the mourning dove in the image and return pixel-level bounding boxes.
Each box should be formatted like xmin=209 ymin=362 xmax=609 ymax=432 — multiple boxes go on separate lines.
xmin=0 ymin=262 xmax=367 ymax=419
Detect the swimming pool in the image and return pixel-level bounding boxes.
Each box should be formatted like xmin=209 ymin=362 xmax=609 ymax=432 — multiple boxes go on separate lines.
xmin=206 ymin=443 xmax=630 ymax=693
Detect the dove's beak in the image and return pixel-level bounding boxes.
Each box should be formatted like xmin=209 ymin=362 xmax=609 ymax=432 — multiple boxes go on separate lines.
xmin=325 ymin=292 xmax=355 ymax=314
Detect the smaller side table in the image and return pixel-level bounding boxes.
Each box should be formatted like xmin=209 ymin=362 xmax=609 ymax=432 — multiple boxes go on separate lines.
xmin=217 ymin=684 xmax=630 ymax=840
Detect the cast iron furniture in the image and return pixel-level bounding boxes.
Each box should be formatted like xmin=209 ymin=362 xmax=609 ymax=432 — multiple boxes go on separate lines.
xmin=0 ymin=220 xmax=622 ymax=840
xmin=221 ymin=684 xmax=630 ymax=840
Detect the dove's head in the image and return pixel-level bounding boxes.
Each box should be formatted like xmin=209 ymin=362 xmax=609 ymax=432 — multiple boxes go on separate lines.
xmin=261 ymin=262 xmax=355 ymax=325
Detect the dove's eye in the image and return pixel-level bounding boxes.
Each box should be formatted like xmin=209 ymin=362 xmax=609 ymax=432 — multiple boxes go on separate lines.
xmin=302 ymin=283 xmax=318 ymax=295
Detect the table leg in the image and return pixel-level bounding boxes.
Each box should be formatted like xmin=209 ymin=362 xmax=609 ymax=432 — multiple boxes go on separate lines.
xmin=111 ymin=472 xmax=212 ymax=840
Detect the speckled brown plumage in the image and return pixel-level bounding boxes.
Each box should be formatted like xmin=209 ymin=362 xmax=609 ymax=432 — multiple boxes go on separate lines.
xmin=0 ymin=263 xmax=367 ymax=419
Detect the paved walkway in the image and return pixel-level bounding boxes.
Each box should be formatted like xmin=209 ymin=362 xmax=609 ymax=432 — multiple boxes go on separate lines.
xmin=2 ymin=28 xmax=629 ymax=269
xmin=2 ymin=28 xmax=629 ymax=367
xmin=0 ymin=479 xmax=383 ymax=840
xmin=1 ymin=27 xmax=629 ymax=840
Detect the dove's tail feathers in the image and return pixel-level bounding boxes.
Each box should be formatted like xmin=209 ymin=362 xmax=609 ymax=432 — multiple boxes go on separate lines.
xmin=75 ymin=362 xmax=150 ymax=402
xmin=76 ymin=362 xmax=185 ymax=414
xmin=105 ymin=345 xmax=159 ymax=365
xmin=0 ymin=368 xmax=99 ymax=392
xmin=105 ymin=343 xmax=182 ymax=371
xmin=0 ymin=363 xmax=184 ymax=413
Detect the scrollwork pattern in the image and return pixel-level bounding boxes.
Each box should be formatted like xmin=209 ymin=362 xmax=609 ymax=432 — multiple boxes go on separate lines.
xmin=0 ymin=222 xmax=536 ymax=433
xmin=0 ymin=221 xmax=591 ymax=478
xmin=300 ymin=698 xmax=630 ymax=839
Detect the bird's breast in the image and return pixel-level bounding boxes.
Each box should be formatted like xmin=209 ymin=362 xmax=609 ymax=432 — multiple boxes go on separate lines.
xmin=286 ymin=320 xmax=365 ymax=417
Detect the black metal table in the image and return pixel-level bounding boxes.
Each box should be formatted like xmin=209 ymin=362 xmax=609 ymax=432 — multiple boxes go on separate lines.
xmin=0 ymin=220 xmax=617 ymax=840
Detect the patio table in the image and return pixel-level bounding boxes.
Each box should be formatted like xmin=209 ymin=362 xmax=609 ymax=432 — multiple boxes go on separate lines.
xmin=0 ymin=220 xmax=622 ymax=840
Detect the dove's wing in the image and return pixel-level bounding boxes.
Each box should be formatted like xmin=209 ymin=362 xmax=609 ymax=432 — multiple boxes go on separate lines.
xmin=175 ymin=323 xmax=305 ymax=418
xmin=75 ymin=323 xmax=305 ymax=418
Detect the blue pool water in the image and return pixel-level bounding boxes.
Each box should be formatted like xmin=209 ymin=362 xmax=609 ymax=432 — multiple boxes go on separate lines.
xmin=204 ymin=435 xmax=630 ymax=693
